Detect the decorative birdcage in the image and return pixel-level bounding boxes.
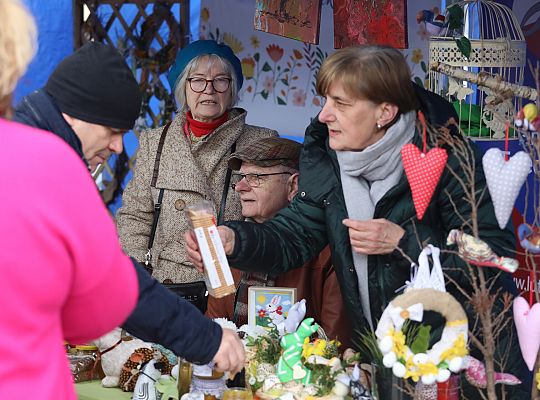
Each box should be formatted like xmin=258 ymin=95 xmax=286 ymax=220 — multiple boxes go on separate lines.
xmin=428 ymin=0 xmax=528 ymax=139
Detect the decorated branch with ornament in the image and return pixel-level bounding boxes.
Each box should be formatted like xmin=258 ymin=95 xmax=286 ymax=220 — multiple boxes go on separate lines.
xmin=512 ymin=60 xmax=540 ymax=400
xmin=392 ymin=113 xmax=529 ymax=399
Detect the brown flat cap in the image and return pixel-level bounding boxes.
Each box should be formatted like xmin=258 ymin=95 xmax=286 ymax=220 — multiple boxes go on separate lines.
xmin=228 ymin=137 xmax=302 ymax=170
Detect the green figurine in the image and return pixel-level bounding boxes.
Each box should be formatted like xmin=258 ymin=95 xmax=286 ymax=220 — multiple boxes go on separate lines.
xmin=276 ymin=318 xmax=319 ymax=385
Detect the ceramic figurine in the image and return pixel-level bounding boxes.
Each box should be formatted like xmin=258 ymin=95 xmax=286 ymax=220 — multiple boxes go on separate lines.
xmin=416 ymin=7 xmax=446 ymax=35
xmin=518 ymin=224 xmax=540 ymax=254
xmin=133 ymin=352 xmax=164 ymax=400
xmin=282 ymin=299 xmax=307 ymax=334
xmin=350 ymin=364 xmax=372 ymax=400
xmin=276 ymin=318 xmax=319 ymax=385
xmin=447 ymin=229 xmax=519 ymax=273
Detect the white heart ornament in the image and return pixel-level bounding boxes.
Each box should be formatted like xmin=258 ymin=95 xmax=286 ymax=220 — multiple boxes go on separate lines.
xmin=513 ymin=296 xmax=540 ymax=371
xmin=482 ymin=148 xmax=531 ymax=229
xmin=292 ymin=364 xmax=306 ymax=380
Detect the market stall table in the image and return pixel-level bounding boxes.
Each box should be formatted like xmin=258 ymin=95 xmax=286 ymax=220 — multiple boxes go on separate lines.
xmin=75 ymin=381 xmax=131 ymax=400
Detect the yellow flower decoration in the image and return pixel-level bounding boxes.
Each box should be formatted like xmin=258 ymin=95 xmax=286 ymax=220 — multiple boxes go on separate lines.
xmin=328 ymin=339 xmax=341 ymax=349
xmin=391 ymin=329 xmax=407 ymax=358
xmin=417 ymin=361 xmax=438 ymax=376
xmin=536 ymin=370 xmax=540 ymax=390
xmin=302 ymin=338 xmax=327 ymax=359
xmin=439 ymin=334 xmax=468 ymax=361
xmin=250 ymin=36 xmax=260 ymax=49
xmin=223 ymin=33 xmax=244 ymax=54
xmin=404 ymin=357 xmax=420 ymax=382
xmin=411 ymin=48 xmax=423 ymax=64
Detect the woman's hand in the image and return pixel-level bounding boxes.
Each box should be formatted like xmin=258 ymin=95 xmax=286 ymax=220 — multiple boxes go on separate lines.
xmin=184 ymin=226 xmax=236 ymax=273
xmin=212 ymin=328 xmax=245 ymax=374
xmin=343 ymin=218 xmax=405 ymax=255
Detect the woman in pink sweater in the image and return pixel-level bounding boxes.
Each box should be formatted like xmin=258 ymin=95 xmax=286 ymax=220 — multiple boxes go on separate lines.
xmin=0 ymin=2 xmax=138 ymax=399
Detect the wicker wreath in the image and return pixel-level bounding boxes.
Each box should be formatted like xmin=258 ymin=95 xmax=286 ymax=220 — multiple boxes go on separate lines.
xmin=375 ymin=288 xmax=468 ymax=385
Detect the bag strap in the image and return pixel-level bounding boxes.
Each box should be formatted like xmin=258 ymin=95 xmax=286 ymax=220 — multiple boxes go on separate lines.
xmin=217 ymin=141 xmax=236 ymax=225
xmin=151 ymin=122 xmax=172 ymax=188
xmin=145 ymin=123 xmax=171 ymax=269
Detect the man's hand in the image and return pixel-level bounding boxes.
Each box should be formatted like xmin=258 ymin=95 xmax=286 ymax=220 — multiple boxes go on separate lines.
xmin=212 ymin=328 xmax=245 ymax=374
xmin=343 ymin=218 xmax=404 ymax=255
xmin=184 ymin=226 xmax=236 ymax=273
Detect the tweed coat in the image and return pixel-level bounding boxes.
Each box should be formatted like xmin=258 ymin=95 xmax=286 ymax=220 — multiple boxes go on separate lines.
xmin=117 ymin=108 xmax=277 ymax=283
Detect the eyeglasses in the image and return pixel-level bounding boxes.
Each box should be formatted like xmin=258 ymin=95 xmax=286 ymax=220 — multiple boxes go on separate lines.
xmin=230 ymin=172 xmax=292 ymax=189
xmin=187 ymin=77 xmax=232 ymax=93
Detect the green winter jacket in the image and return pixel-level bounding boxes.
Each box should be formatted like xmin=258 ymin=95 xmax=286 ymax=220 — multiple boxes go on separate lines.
xmin=226 ymin=87 xmax=530 ymax=397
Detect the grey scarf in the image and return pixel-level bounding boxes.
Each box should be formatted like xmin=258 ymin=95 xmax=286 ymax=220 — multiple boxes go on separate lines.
xmin=336 ymin=111 xmax=416 ymax=329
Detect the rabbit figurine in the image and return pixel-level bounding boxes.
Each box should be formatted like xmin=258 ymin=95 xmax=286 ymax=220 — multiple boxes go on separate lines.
xmin=283 ymin=299 xmax=307 ymax=334
xmin=265 ymin=295 xmax=285 ymax=327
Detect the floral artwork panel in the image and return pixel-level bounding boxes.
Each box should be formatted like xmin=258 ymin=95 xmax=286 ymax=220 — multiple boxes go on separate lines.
xmin=248 ymin=287 xmax=297 ymax=329
xmin=254 ymin=0 xmax=322 ymax=44
xmin=200 ymin=0 xmax=433 ymax=136
xmin=333 ymin=0 xmax=408 ymax=49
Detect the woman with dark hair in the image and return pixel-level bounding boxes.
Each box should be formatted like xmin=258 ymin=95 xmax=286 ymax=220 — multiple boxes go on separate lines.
xmin=187 ymin=45 xmax=530 ymax=398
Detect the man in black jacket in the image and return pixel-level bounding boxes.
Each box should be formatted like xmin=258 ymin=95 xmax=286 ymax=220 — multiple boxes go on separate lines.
xmin=14 ymin=42 xmax=244 ymax=372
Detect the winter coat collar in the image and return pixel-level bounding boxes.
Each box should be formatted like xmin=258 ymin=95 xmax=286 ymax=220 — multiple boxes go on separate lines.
xmin=13 ymin=89 xmax=87 ymax=166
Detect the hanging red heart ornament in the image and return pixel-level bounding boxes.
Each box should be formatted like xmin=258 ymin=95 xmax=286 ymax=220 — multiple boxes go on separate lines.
xmin=401 ymin=144 xmax=448 ymax=220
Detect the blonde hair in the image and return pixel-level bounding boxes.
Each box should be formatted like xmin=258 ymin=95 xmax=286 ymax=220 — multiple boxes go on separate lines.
xmin=0 ymin=0 xmax=37 ymax=116
xmin=316 ymin=45 xmax=418 ymax=114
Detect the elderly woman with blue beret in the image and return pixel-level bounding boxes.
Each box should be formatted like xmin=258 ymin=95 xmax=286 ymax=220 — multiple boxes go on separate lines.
xmin=117 ymin=40 xmax=277 ymax=291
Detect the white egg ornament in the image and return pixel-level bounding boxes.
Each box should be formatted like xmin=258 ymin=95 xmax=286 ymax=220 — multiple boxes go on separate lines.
xmin=436 ymin=368 xmax=451 ymax=382
xmin=383 ymin=352 xmax=397 ymax=368
xmin=392 ymin=362 xmax=406 ymax=378
xmin=379 ymin=336 xmax=393 ymax=354
xmin=449 ymin=357 xmax=463 ymax=373
xmin=421 ymin=374 xmax=437 ymax=385
xmin=413 ymin=353 xmax=428 ymax=365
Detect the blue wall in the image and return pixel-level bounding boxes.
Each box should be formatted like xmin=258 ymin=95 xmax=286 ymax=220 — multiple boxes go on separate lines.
xmin=14 ymin=0 xmax=200 ymax=103
xmin=14 ymin=0 xmax=73 ymax=103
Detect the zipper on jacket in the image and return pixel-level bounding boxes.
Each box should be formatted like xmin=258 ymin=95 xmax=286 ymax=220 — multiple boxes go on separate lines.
xmin=377 ymin=262 xmax=388 ymax=310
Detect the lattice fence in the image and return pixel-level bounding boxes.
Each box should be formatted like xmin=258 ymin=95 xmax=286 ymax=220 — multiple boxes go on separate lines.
xmin=73 ymin=0 xmax=189 ymax=205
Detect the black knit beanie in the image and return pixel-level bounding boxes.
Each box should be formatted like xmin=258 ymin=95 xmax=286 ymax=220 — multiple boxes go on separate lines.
xmin=45 ymin=42 xmax=142 ymax=130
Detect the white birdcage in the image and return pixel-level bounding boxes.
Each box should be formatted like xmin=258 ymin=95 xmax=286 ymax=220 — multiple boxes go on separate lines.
xmin=428 ymin=0 xmax=527 ymax=139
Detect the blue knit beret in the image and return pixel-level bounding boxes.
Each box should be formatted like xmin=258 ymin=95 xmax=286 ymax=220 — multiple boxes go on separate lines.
xmin=167 ymin=40 xmax=243 ymax=91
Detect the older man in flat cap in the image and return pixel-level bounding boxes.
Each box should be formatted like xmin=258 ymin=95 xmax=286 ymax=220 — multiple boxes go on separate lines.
xmin=206 ymin=137 xmax=351 ymax=347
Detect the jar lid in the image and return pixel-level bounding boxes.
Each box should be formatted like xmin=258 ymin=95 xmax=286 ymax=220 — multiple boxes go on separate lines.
xmin=194 ymin=370 xmax=225 ymax=380
xmin=74 ymin=345 xmax=98 ymax=351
